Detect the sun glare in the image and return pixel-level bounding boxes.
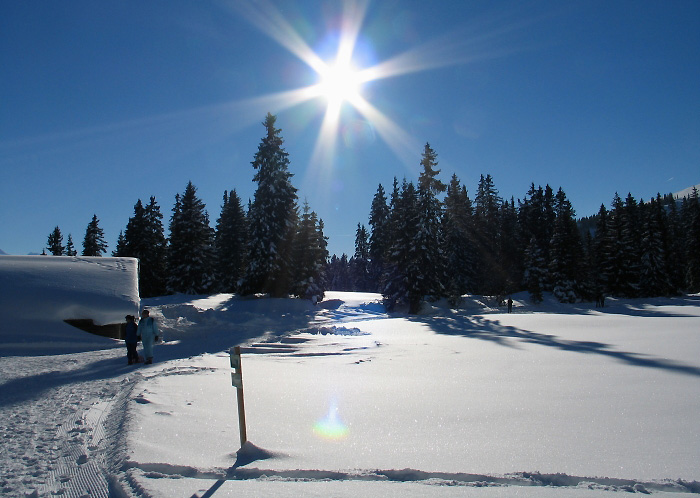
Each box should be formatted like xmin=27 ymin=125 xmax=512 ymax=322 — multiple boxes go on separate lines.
xmin=317 ymin=60 xmax=363 ymax=107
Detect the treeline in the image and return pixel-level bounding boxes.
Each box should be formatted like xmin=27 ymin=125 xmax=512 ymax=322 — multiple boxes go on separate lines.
xmin=327 ymin=143 xmax=700 ymax=312
xmin=45 ymin=113 xmax=329 ymax=301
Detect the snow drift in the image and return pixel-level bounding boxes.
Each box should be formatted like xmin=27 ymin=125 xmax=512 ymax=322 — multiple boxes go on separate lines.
xmin=0 ymin=255 xmax=140 ymax=355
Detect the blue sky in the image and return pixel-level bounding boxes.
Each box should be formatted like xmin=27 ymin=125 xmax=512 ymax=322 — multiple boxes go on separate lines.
xmin=1 ymin=0 xmax=698 ymax=257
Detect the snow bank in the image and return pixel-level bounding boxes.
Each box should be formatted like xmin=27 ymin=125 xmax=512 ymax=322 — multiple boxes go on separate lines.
xmin=0 ymin=255 xmax=140 ymax=354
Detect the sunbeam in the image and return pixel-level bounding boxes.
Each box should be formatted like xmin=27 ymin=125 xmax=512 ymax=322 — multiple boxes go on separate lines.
xmin=219 ymin=0 xmax=532 ymax=174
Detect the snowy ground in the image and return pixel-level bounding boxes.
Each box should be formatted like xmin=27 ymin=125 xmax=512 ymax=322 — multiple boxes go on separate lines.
xmin=2 ymin=291 xmax=700 ymax=497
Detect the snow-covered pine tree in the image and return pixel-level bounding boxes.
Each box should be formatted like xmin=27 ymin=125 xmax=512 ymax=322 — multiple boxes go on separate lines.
xmin=499 ymin=197 xmax=521 ymax=296
xmin=473 ymin=174 xmax=502 ymax=295
xmin=602 ymin=193 xmax=626 ymax=296
xmin=291 ymin=202 xmax=327 ymax=302
xmin=47 ymin=226 xmax=64 ymax=256
xmin=327 ymin=254 xmax=352 ymax=291
xmin=664 ymin=196 xmax=685 ymax=293
xmin=240 ymin=113 xmax=298 ymax=297
xmin=65 ymin=234 xmax=77 ymax=256
xmin=167 ymin=182 xmax=216 ymax=294
xmin=639 ymin=196 xmax=670 ymax=296
xmin=442 ymin=174 xmax=475 ymax=304
xmin=413 ymin=158 xmax=445 ymax=306
xmin=618 ymin=193 xmax=642 ymax=297
xmin=121 ymin=198 xmax=167 ymax=297
xmin=368 ymin=184 xmax=390 ymax=292
xmin=593 ymin=203 xmax=612 ymax=295
xmin=215 ymin=189 xmax=248 ymax=293
xmin=82 ymin=215 xmax=107 ymax=256
xmin=523 ymin=236 xmax=546 ymax=303
xmin=683 ymin=187 xmax=700 ymax=292
xmin=382 ymin=180 xmax=421 ymax=312
xmin=549 ymin=188 xmax=582 ymax=303
xmin=351 ymin=223 xmax=370 ymax=291
xmin=143 ymin=197 xmax=168 ymax=297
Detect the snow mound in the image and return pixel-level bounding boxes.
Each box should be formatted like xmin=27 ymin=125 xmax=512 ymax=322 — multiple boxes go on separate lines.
xmin=0 ymin=255 xmax=140 ymax=355
xmin=314 ymin=325 xmax=369 ymax=336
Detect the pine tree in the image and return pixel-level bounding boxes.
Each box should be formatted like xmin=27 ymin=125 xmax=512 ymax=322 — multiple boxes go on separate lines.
xmin=684 ymin=187 xmax=700 ymax=292
xmin=382 ymin=180 xmax=421 ymax=312
xmin=473 ymin=174 xmax=502 ymax=295
xmin=639 ymin=197 xmax=670 ymax=296
xmin=215 ymin=190 xmax=248 ymax=292
xmin=417 ymin=142 xmax=446 ymax=195
xmin=549 ymin=188 xmax=582 ymax=303
xmin=524 ymin=236 xmax=546 ymax=303
xmin=167 ymin=182 xmax=216 ymax=294
xmin=113 ymin=231 xmax=127 ymax=257
xmin=82 ymin=215 xmax=107 ymax=256
xmin=414 ymin=173 xmax=445 ymax=305
xmin=442 ymin=174 xmax=475 ymax=303
xmin=351 ymin=223 xmax=370 ymax=291
xmin=47 ymin=226 xmax=64 ymax=256
xmin=368 ymin=184 xmax=390 ymax=291
xmin=240 ymin=113 xmax=299 ymax=297
xmin=291 ymin=202 xmax=328 ymax=302
xmin=65 ymin=234 xmax=77 ymax=256
xmin=120 ymin=198 xmax=167 ymax=297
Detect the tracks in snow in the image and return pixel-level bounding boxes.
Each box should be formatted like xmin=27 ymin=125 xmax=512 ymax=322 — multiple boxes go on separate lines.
xmin=120 ymin=461 xmax=700 ymax=494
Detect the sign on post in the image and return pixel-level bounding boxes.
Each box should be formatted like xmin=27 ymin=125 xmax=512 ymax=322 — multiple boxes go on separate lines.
xmin=230 ymin=346 xmax=247 ymax=447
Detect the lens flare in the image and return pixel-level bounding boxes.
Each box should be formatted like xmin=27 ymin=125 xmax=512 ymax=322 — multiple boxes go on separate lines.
xmin=313 ymin=401 xmax=348 ymax=439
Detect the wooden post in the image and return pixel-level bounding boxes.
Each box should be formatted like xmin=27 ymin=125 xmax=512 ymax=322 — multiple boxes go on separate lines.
xmin=230 ymin=346 xmax=247 ymax=447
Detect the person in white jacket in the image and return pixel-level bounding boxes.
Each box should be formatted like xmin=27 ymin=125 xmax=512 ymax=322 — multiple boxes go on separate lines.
xmin=137 ymin=309 xmax=159 ymax=364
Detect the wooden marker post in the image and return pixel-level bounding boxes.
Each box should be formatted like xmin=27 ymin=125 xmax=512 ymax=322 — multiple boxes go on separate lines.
xmin=230 ymin=346 xmax=247 ymax=447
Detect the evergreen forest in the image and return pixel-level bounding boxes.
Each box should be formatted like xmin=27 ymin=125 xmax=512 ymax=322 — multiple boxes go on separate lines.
xmin=44 ymin=115 xmax=700 ymax=311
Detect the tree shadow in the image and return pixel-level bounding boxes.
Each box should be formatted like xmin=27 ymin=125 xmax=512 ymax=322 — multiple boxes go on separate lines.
xmin=532 ymin=294 xmax=700 ymax=318
xmin=411 ymin=313 xmax=700 ymax=378
xmin=0 ymin=296 xmax=318 ymax=409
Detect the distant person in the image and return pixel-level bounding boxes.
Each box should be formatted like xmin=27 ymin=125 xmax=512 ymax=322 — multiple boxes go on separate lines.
xmin=124 ymin=315 xmax=139 ymax=365
xmin=137 ymin=309 xmax=159 ymax=365
xmin=507 ymin=297 xmax=513 ymax=313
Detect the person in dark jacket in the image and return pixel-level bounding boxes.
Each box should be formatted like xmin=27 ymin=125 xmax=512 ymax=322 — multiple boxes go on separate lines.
xmin=124 ymin=315 xmax=139 ymax=365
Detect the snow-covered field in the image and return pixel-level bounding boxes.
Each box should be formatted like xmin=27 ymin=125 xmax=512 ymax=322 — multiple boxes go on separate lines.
xmin=1 ymin=272 xmax=699 ymax=496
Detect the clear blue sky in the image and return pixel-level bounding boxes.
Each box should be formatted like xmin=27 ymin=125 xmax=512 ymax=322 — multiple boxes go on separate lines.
xmin=1 ymin=0 xmax=698 ymax=257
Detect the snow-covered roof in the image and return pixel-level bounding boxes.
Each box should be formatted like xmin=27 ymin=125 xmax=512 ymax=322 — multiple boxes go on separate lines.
xmin=0 ymin=255 xmax=140 ymax=354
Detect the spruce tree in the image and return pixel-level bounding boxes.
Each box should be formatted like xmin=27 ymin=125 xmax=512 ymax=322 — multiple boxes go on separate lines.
xmin=240 ymin=113 xmax=299 ymax=297
xmin=549 ymin=188 xmax=582 ymax=302
xmin=524 ymin=236 xmax=546 ymax=303
xmin=443 ymin=175 xmax=475 ymax=303
xmin=167 ymin=182 xmax=216 ymax=294
xmin=113 ymin=231 xmax=127 ymax=257
xmin=368 ymin=184 xmax=390 ymax=292
xmin=414 ymin=175 xmax=445 ymax=305
xmin=65 ymin=234 xmax=77 ymax=256
xmin=291 ymin=202 xmax=328 ymax=302
xmin=122 ymin=197 xmax=168 ymax=297
xmin=215 ymin=190 xmax=248 ymax=292
xmin=47 ymin=226 xmax=64 ymax=256
xmin=351 ymin=223 xmax=370 ymax=291
xmin=473 ymin=174 xmax=502 ymax=295
xmin=684 ymin=187 xmax=700 ymax=292
xmin=382 ymin=180 xmax=421 ymax=312
xmin=82 ymin=215 xmax=107 ymax=256
xmin=639 ymin=197 xmax=670 ymax=296
xmin=418 ymin=142 xmax=446 ymax=194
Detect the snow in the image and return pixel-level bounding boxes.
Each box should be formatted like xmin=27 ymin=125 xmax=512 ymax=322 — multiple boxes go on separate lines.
xmin=1 ymin=257 xmax=699 ymax=497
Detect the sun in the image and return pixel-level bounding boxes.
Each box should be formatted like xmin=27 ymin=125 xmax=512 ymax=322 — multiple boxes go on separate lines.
xmin=316 ymin=59 xmax=363 ymax=107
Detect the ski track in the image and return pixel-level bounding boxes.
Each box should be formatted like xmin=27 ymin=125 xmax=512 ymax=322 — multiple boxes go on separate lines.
xmin=0 ymin=351 xmax=140 ymax=498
